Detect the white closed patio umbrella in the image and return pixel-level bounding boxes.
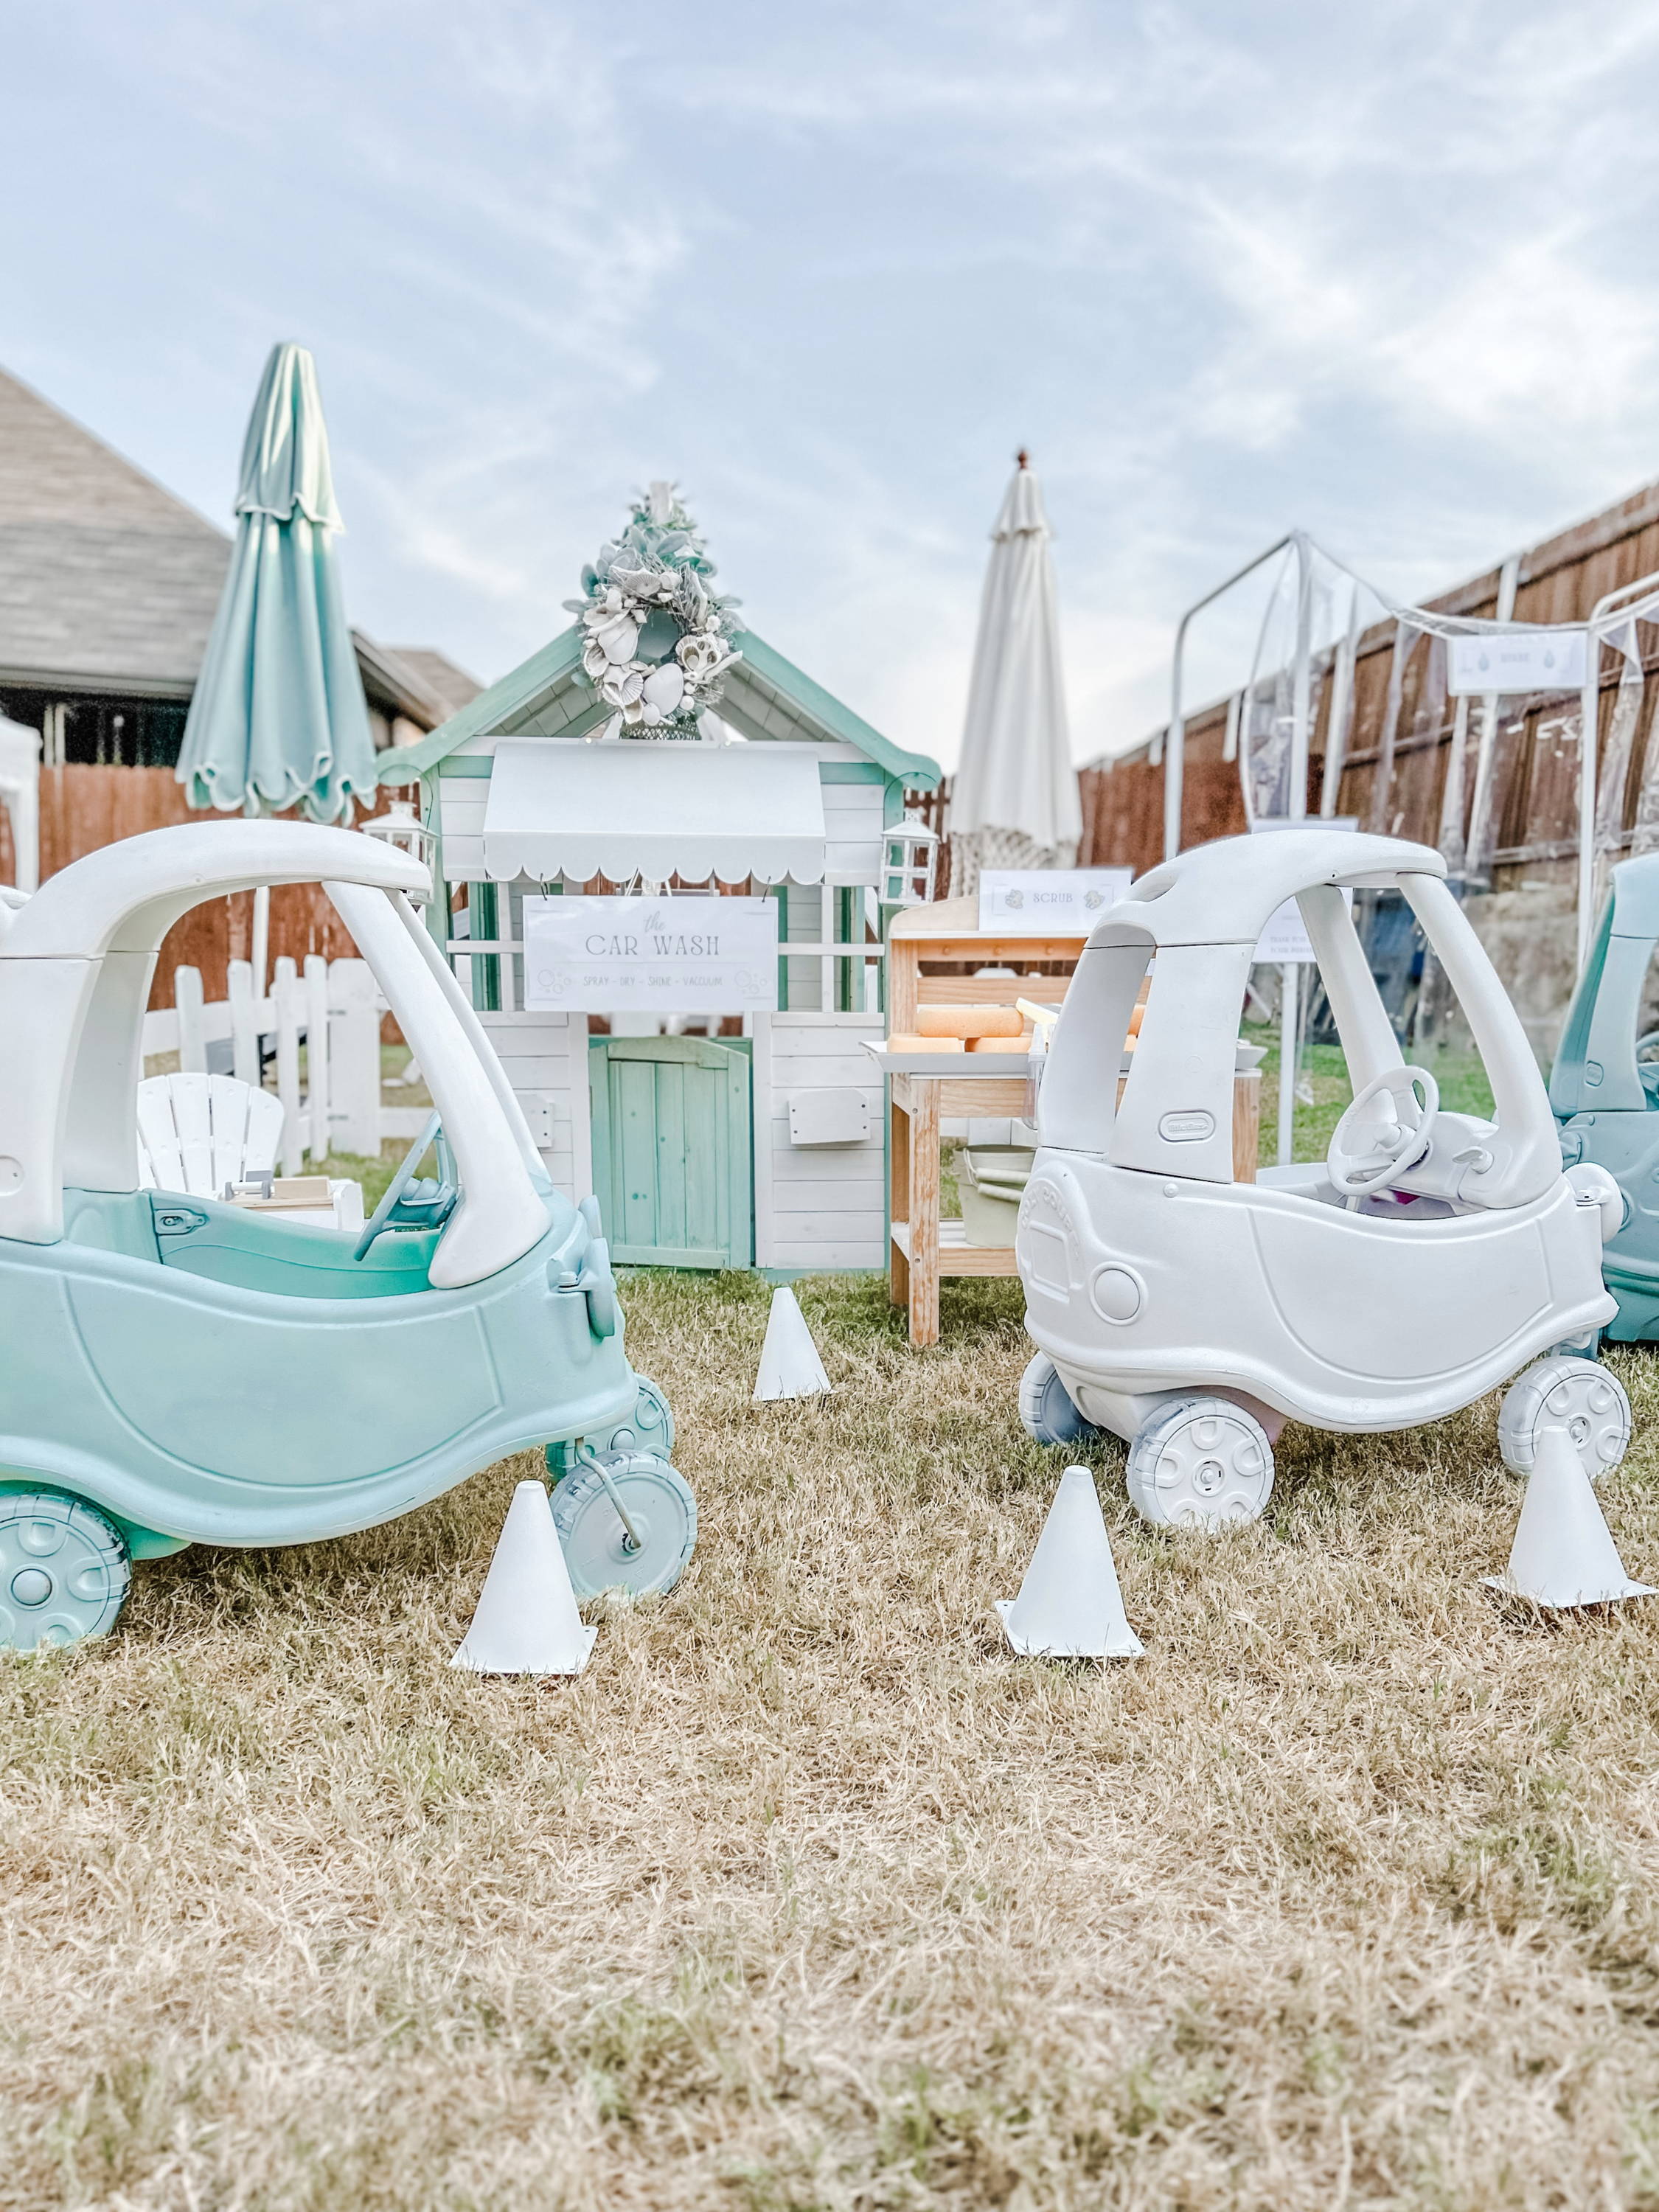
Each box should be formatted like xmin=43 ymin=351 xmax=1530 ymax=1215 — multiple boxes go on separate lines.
xmin=949 ymin=452 xmax=1081 ymax=896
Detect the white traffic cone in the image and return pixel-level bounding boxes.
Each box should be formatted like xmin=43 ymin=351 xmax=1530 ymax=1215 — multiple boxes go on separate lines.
xmin=1484 ymin=1423 xmax=1655 ymax=1610
xmin=753 ymin=1286 xmax=832 ymax=1402
xmin=996 ymin=1466 xmax=1144 ymax=1659
xmin=451 ymin=1481 xmax=597 ymax=1674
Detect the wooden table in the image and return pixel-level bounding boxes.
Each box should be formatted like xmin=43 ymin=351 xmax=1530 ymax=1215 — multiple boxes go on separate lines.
xmin=885 ymin=898 xmax=1085 ymax=1346
xmin=882 ymin=895 xmax=1261 ymax=1346
xmin=887 ymin=1062 xmax=1262 ymax=1348
xmin=888 ymin=1068 xmax=1028 ymax=1346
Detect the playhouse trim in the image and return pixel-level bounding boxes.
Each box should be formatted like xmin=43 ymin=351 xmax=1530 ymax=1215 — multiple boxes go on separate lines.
xmin=378 ymin=624 xmax=941 ymax=791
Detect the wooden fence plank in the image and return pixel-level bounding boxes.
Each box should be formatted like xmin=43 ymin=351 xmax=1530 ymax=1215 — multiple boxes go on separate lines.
xmin=175 ymin=965 xmax=206 ymax=1073
xmin=27 ymin=765 xmax=403 ymax=1006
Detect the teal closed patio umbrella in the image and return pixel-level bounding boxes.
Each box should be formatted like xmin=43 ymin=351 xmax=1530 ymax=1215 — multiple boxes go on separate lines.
xmin=177 ymin=342 xmax=375 ymax=822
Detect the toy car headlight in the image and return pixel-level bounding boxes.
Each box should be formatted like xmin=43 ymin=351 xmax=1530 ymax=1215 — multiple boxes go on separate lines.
xmin=1566 ymin=1162 xmax=1627 ymax=1243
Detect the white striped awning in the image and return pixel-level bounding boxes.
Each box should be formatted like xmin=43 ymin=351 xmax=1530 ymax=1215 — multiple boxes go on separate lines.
xmin=481 ymin=740 xmax=828 ymax=884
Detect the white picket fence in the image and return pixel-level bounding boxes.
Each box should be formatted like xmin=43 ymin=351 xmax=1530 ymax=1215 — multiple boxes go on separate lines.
xmin=140 ymin=955 xmax=430 ymax=1173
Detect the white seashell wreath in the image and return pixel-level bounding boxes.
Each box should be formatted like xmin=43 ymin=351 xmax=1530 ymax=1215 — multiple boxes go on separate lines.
xmin=566 ymin=481 xmax=741 ymax=738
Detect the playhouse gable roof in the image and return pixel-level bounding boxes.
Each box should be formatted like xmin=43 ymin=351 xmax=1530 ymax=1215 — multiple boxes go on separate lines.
xmin=380 ymin=622 xmax=941 ymax=790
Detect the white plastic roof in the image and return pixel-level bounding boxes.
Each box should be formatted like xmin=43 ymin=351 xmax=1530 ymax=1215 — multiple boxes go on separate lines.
xmin=481 ymin=740 xmax=828 ymax=885
xmin=1 ymin=818 xmax=427 ymax=961
xmin=1091 ymin=827 xmax=1446 ymax=949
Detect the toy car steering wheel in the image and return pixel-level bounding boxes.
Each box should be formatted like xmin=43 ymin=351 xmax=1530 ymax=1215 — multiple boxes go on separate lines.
xmin=1326 ymin=1065 xmax=1439 ymax=1199
xmin=352 ymin=1110 xmax=459 ymax=1260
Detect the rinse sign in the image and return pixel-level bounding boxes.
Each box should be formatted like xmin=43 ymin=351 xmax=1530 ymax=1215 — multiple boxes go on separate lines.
xmin=1446 ymin=628 xmax=1588 ymax=697
xmin=521 ymin=894 xmax=779 ymax=1012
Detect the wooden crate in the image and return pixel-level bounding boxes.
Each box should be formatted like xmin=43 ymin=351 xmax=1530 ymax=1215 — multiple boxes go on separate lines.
xmin=888 ymin=894 xmax=1079 ymax=1033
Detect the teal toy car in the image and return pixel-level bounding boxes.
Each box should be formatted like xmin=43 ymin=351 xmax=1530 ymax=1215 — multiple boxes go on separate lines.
xmin=1551 ymin=852 xmax=1659 ymax=1341
xmin=0 ymin=821 xmax=694 ymax=1650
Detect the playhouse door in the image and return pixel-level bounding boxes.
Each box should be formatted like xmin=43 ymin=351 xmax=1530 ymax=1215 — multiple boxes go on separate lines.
xmin=589 ymin=1036 xmax=753 ymax=1268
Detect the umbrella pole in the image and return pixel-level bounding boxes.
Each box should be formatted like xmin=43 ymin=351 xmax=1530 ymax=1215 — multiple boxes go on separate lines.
xmin=252 ymin=884 xmax=271 ymax=1005
xmin=1277 ymin=962 xmax=1298 ymax=1167
xmin=1276 ymin=535 xmax=1314 ymax=1170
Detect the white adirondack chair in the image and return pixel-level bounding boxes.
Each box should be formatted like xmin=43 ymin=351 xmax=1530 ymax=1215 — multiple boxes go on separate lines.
xmin=138 ymin=1073 xmax=284 ymax=1197
xmin=136 ymin=1074 xmax=363 ymax=1228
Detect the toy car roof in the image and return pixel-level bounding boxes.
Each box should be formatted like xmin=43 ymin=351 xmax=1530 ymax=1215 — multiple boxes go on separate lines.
xmin=0 ymin=819 xmax=425 ymax=964
xmin=0 ymin=823 xmax=434 ymax=1253
xmin=1091 ymin=827 xmax=1446 ymax=950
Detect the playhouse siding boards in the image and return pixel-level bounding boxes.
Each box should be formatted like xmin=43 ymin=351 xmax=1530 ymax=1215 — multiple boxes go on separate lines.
xmin=476 ymin=1008 xmax=591 ymax=1203
xmin=383 ymin=623 xmax=939 ymax=1270
xmin=753 ymin=1012 xmax=886 ymax=1270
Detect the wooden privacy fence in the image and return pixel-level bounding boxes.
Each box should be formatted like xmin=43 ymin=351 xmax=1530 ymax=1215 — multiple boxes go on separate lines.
xmin=0 ymin=764 xmax=401 ymax=1002
xmin=1079 ymin=638 xmax=1659 ymax=884
xmin=141 ymin=956 xmax=430 ymax=1172
xmin=1081 ymin=476 xmax=1659 ymax=885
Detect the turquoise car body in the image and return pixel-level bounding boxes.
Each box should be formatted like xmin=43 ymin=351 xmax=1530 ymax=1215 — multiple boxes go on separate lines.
xmin=0 ymin=821 xmax=670 ymax=1641
xmin=1552 ymin=854 xmax=1659 ymax=1340
xmin=0 ymin=1181 xmax=632 ymax=1555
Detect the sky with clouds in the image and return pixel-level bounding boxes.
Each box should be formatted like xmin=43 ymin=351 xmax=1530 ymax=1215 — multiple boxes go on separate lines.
xmin=7 ymin=0 xmax=1659 ymax=765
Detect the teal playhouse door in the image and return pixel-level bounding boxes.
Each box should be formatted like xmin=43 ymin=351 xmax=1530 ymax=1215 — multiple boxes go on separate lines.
xmin=589 ymin=1036 xmax=753 ymax=1268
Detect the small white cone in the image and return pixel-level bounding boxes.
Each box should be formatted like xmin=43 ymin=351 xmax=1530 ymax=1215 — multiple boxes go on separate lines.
xmin=753 ymin=1286 xmax=832 ymax=1402
xmin=997 ymin=1466 xmax=1144 ymax=1659
xmin=1484 ymin=1424 xmax=1655 ymax=1610
xmin=451 ymin=1481 xmax=597 ymax=1674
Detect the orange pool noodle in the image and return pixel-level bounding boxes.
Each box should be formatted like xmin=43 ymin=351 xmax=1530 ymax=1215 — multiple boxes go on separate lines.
xmin=916 ymin=1005 xmax=1024 ymax=1040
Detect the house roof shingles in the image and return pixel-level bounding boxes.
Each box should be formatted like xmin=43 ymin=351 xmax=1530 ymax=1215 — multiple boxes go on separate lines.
xmin=383 ymin=647 xmax=483 ymax=719
xmin=0 ymin=366 xmax=473 ymax=734
xmin=0 ymin=366 xmax=231 ymax=693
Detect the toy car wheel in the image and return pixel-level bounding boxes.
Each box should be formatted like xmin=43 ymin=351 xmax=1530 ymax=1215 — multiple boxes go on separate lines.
xmin=630 ymin=1376 xmax=675 ymax=1457
xmin=597 ymin=1376 xmax=676 ymax=1461
xmin=0 ymin=1492 xmax=131 ymax=1651
xmin=1126 ymin=1397 xmax=1274 ymax=1531
xmin=1018 ymin=1354 xmax=1096 ymax=1446
xmin=1498 ymin=1356 xmax=1631 ymax=1482
xmin=551 ymin=1450 xmax=696 ymax=1599
xmin=546 ymin=1377 xmax=677 ymax=1480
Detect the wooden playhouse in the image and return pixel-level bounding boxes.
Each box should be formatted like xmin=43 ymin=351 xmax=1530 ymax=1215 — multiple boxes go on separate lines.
xmin=380 ymin=491 xmax=940 ymax=1273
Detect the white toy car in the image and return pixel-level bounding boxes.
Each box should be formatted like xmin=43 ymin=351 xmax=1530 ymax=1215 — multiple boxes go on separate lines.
xmin=1015 ymin=827 xmax=1627 ymax=1528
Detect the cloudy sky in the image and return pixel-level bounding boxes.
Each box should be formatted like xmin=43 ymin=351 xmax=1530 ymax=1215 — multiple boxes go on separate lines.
xmin=7 ymin=0 xmax=1659 ymax=765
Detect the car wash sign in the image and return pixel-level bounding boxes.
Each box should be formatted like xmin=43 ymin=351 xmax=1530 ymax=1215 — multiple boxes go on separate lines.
xmin=522 ymin=895 xmax=779 ymax=1012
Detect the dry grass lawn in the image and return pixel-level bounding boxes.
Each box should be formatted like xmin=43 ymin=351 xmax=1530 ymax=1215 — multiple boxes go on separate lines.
xmin=7 ymin=1270 xmax=1659 ymax=2209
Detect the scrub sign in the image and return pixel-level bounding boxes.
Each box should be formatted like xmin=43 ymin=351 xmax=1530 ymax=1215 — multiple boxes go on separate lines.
xmin=1250 ymin=816 xmax=1356 ymax=962
xmin=978 ymin=869 xmax=1133 ymax=933
xmin=522 ymin=895 xmax=779 ymax=1013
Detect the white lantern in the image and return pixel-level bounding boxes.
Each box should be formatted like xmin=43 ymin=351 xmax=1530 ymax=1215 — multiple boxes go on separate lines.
xmin=883 ymin=817 xmax=939 ymax=907
xmin=362 ymin=796 xmax=437 ymax=902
